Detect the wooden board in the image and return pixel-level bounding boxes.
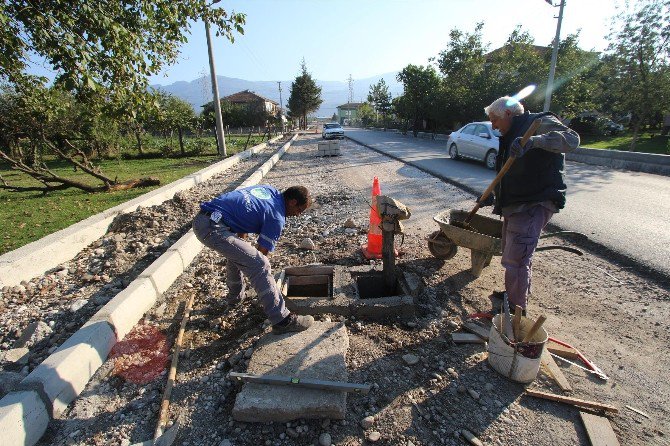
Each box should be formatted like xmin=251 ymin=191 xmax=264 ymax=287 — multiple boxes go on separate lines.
xmin=452 ymin=333 xmax=487 ymax=344
xmin=540 ymin=349 xmax=573 ymax=392
xmin=547 ymin=342 xmax=580 ymax=360
xmin=525 ymin=389 xmax=618 ymax=413
xmin=580 ymin=412 xmax=620 ymax=446
xmin=287 ymin=274 xmax=330 ymax=286
xmin=462 ymin=321 xmax=490 ymax=341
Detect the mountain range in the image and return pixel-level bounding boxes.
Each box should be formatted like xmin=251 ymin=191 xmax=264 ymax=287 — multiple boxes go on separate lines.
xmin=151 ymin=72 xmax=404 ymax=118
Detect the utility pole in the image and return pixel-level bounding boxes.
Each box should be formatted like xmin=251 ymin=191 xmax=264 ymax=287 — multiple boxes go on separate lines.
xmin=347 ymin=74 xmax=354 ymax=104
xmin=277 ymin=81 xmax=283 ymax=113
xmin=205 ymin=19 xmax=227 ymax=156
xmin=544 ymin=0 xmax=565 ymax=112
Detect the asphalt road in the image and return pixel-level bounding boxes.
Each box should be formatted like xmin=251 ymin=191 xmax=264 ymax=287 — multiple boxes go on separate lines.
xmin=344 ymin=127 xmax=670 ymax=278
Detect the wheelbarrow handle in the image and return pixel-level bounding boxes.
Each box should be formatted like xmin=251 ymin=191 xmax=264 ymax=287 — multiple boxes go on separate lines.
xmin=466 ymin=118 xmax=542 ymax=224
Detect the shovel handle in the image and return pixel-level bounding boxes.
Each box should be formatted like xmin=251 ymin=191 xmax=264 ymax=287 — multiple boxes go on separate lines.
xmin=465 ymin=118 xmax=542 ymax=224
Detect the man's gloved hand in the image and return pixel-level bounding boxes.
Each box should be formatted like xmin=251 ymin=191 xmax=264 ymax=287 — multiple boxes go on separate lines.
xmin=510 ymin=136 xmax=534 ymax=158
xmin=477 ymin=193 xmax=494 ymax=207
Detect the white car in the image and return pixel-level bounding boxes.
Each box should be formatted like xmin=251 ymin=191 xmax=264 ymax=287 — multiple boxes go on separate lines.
xmin=447 ymin=121 xmax=501 ymax=170
xmin=322 ymin=122 xmax=344 ymax=139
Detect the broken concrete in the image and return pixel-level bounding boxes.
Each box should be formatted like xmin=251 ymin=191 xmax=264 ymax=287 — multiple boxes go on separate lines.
xmin=232 ymin=322 xmax=349 ymax=422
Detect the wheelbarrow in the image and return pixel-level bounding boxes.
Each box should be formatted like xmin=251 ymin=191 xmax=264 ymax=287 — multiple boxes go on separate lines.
xmin=427 ymin=209 xmax=585 ymax=277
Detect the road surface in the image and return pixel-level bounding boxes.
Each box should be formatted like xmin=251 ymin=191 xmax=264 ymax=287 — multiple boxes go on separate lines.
xmin=345 ymin=128 xmax=670 ymax=278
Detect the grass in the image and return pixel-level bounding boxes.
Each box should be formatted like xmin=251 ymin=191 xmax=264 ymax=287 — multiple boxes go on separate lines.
xmin=0 ymin=134 xmax=270 ymax=255
xmin=580 ymin=131 xmax=669 ymax=154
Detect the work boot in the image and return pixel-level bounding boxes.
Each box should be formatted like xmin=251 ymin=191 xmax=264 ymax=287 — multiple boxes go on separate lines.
xmin=272 ymin=313 xmax=314 ymax=335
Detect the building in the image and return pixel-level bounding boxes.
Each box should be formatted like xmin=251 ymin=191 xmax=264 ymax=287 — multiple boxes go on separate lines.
xmin=223 ymin=90 xmax=280 ymax=115
xmin=336 ymin=102 xmax=364 ymax=125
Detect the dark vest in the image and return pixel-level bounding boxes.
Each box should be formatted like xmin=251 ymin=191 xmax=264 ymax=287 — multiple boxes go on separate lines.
xmin=494 ymin=111 xmax=567 ymax=213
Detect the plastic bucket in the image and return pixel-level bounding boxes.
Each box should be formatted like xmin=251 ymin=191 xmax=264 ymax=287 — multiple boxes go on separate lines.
xmin=487 ymin=314 xmax=548 ymax=383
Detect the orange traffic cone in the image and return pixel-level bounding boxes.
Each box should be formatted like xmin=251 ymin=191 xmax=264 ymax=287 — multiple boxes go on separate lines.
xmin=361 ymin=177 xmax=383 ymax=259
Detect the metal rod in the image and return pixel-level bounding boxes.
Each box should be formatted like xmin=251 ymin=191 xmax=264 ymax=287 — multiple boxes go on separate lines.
xmin=229 ymin=372 xmax=371 ymax=394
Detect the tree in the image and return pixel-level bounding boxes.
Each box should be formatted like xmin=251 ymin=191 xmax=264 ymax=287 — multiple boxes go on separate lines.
xmin=435 ymin=23 xmax=490 ymax=126
xmin=155 ymin=93 xmax=196 ymax=156
xmin=357 ymin=103 xmax=375 ymax=127
xmin=331 ymin=112 xmax=338 ymax=122
xmin=0 ymin=82 xmax=158 ymax=193
xmin=605 ymin=0 xmax=670 ymax=149
xmin=0 ymin=1 xmax=245 ymax=99
xmin=367 ymin=79 xmax=392 ymax=126
xmin=395 ymin=65 xmax=441 ymax=135
xmin=287 ymin=60 xmax=323 ymax=129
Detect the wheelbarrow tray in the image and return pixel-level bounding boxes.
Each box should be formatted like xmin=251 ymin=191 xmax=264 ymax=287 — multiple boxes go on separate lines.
xmin=429 ymin=209 xmax=503 ymax=277
xmin=433 ymin=209 xmax=503 ymax=254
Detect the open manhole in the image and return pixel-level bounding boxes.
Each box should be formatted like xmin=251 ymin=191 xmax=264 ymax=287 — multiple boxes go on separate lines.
xmin=355 ymin=274 xmax=400 ymax=299
xmin=285 ymin=273 xmax=331 ymax=298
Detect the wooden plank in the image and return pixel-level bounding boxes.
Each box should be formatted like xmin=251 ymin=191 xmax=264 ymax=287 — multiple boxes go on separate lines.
xmin=547 ymin=342 xmax=580 ymax=360
xmin=580 ymin=412 xmax=620 ymax=446
xmin=525 ymin=389 xmax=618 ymax=413
xmin=540 ymin=349 xmax=573 ymax=392
xmin=452 ymin=333 xmax=486 ymax=344
xmin=462 ymin=321 xmax=490 ymax=341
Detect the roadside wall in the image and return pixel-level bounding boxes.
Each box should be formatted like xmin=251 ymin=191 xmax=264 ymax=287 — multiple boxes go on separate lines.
xmin=0 ymin=137 xmax=282 ymax=288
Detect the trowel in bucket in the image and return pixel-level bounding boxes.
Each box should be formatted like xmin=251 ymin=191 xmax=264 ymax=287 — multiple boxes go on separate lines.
xmin=501 ymin=294 xmax=515 ymax=342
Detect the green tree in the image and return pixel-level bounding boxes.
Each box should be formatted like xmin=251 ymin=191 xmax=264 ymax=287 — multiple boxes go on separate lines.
xmin=435 ymin=23 xmax=489 ymax=126
xmin=331 ymin=112 xmax=338 ymax=122
xmin=605 ymin=0 xmax=670 ymax=149
xmin=287 ymin=60 xmax=323 ymax=129
xmin=367 ymin=79 xmax=392 ymax=126
xmin=0 ymin=1 xmax=245 ymax=99
xmin=395 ymin=65 xmax=441 ymax=135
xmin=357 ymin=103 xmax=375 ymax=127
xmin=155 ymin=93 xmax=196 ymax=156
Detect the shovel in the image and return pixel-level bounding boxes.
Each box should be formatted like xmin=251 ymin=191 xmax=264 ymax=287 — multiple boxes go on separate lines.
xmin=452 ymin=118 xmax=542 ymax=231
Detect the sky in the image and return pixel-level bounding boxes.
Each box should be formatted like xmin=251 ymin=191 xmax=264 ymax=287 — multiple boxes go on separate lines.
xmin=27 ymin=0 xmax=625 ymax=85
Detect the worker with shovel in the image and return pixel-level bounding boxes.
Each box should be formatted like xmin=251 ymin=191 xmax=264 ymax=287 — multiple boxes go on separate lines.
xmin=193 ymin=185 xmax=314 ymax=334
xmin=481 ymin=97 xmax=580 ymax=313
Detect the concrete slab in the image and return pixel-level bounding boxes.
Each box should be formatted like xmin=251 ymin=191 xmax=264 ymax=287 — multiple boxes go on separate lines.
xmin=0 ymin=390 xmax=50 ymax=446
xmin=232 ymin=322 xmax=349 ymax=422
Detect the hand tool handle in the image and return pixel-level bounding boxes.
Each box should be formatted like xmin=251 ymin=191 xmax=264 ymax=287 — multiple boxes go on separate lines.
xmin=465 ymin=118 xmax=542 ymax=224
xmin=522 ymin=315 xmax=547 ymax=343
xmin=512 ymin=305 xmax=522 ymax=341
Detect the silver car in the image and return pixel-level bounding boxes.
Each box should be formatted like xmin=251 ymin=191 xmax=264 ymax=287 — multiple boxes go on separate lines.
xmin=322 ymin=122 xmax=344 ymax=139
xmin=447 ymin=121 xmax=501 ymax=170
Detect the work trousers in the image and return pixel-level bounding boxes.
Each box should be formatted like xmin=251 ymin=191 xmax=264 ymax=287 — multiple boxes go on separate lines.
xmin=192 ymin=212 xmax=289 ymax=324
xmin=501 ymin=205 xmax=554 ymax=309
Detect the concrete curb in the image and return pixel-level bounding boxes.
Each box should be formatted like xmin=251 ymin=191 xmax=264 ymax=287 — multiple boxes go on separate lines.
xmin=0 ymin=136 xmax=283 ymax=288
xmin=0 ymin=134 xmax=298 ymax=446
xmin=567 ymin=146 xmax=670 ymax=176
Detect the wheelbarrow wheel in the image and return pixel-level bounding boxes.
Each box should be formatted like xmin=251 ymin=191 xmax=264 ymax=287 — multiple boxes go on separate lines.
xmin=428 ymin=230 xmax=458 ymax=260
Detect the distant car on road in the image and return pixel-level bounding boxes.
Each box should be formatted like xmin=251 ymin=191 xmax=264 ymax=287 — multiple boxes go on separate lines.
xmin=322 ymin=122 xmax=344 ymax=139
xmin=447 ymin=121 xmax=501 ymax=170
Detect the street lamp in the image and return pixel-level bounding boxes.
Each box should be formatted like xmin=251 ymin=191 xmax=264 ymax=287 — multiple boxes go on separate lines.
xmin=544 ymin=0 xmax=566 ymax=112
xmin=205 ymin=3 xmax=226 ymax=156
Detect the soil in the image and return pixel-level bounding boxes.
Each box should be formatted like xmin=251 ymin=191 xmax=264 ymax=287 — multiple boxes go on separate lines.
xmin=2 ymin=133 xmax=669 ymax=446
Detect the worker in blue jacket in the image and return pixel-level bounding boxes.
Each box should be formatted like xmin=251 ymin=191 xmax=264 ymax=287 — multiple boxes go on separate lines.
xmin=193 ymin=185 xmax=313 ymax=334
